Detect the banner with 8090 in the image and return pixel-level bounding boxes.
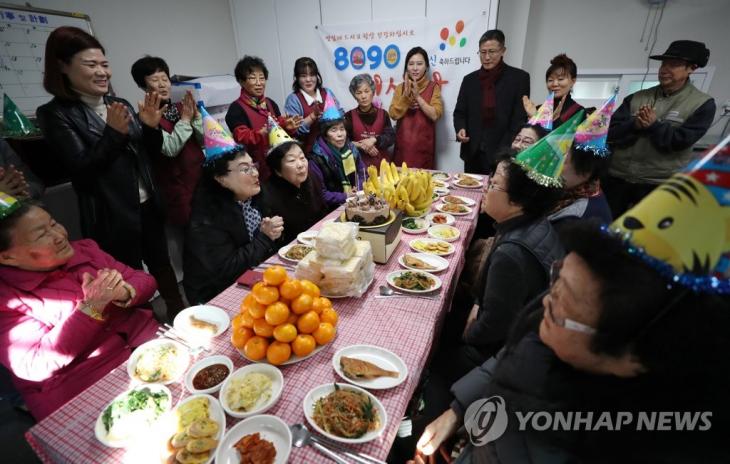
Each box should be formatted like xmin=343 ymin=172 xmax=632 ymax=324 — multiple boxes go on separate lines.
xmin=333 ymin=44 xmax=401 ymax=71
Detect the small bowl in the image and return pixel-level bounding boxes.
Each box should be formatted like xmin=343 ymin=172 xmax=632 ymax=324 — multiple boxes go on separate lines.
xmin=401 ymin=217 xmax=428 ymax=234
xmin=184 ymin=355 xmax=234 ymax=394
xmin=219 ymin=364 xmax=284 ymax=419
xmin=428 ymin=224 xmax=461 ymax=242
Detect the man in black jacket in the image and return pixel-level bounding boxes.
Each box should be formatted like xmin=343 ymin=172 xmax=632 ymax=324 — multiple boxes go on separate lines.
xmin=454 ymin=29 xmax=530 ymax=174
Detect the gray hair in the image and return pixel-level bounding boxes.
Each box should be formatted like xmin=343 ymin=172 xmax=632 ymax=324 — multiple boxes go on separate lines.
xmin=349 ymin=73 xmax=375 ymax=96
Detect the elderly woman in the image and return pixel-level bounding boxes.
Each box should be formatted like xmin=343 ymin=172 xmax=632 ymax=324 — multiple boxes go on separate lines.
xmin=523 ymin=54 xmax=584 ymax=129
xmin=344 ymin=73 xmax=395 ymax=168
xmin=184 ymin=149 xmax=283 ymax=304
xmin=388 ymin=46 xmax=443 ymax=169
xmin=261 ymin=140 xmax=327 ymax=247
xmin=285 ymin=57 xmax=343 ymax=154
xmin=0 ymin=197 xmax=159 ymax=420
xmin=225 ymin=56 xmax=301 ymax=182
xmin=36 ymin=27 xmax=184 ymax=319
xmin=131 ymin=55 xmax=204 ymax=226
xmin=510 ymin=123 xmax=548 ymax=152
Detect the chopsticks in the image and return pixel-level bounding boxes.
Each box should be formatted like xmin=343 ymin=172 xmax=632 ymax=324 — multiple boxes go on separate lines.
xmin=155 ymin=324 xmax=208 ymax=354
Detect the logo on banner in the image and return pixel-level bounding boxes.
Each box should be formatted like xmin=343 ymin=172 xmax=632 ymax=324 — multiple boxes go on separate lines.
xmin=439 ymin=20 xmax=467 ymax=50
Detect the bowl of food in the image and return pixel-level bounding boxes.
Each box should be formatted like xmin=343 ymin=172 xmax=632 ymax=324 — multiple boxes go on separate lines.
xmin=401 ymin=217 xmax=428 ymax=234
xmin=442 ymin=195 xmax=476 ymax=207
xmin=386 ymin=270 xmax=442 ymax=293
xmin=409 ymin=238 xmax=455 ymax=256
xmin=431 ymin=171 xmax=450 ymax=182
xmin=436 ymin=203 xmax=473 ymax=216
xmin=278 ymin=243 xmax=314 ymax=263
xmin=303 ymin=383 xmax=387 ymax=444
xmin=127 ymin=339 xmax=190 ymax=385
xmin=215 ymin=415 xmax=291 ymax=464
xmin=159 ymin=394 xmax=225 ymax=464
xmin=184 ymin=355 xmax=234 ymax=395
xmin=219 ymin=364 xmax=283 ymax=419
xmin=425 ymin=212 xmax=455 ymax=226
xmin=427 ymin=224 xmax=460 ymax=242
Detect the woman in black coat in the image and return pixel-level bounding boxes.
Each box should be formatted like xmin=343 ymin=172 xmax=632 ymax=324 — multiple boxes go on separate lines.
xmin=184 ymin=149 xmax=283 ymax=304
xmin=35 ymin=26 xmax=184 ymax=318
xmin=260 ymin=140 xmax=327 ymax=248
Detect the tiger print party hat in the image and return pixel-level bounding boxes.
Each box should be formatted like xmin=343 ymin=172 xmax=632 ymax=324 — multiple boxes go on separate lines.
xmin=611 ymin=134 xmax=730 ymax=293
xmin=266 ymin=115 xmax=298 ymax=154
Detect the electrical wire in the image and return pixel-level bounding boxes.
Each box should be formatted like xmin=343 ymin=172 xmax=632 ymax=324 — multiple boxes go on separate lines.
xmin=639 ymin=0 xmax=667 ymax=91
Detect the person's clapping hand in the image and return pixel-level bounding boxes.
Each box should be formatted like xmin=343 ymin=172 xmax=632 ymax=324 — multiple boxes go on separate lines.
xmin=81 ymin=269 xmax=124 ymax=309
xmin=634 ymin=104 xmax=655 ymax=129
xmin=260 ymin=216 xmax=284 ymax=240
xmin=106 ymin=101 xmax=131 ymax=134
xmin=522 ymin=95 xmax=537 ymax=117
xmin=180 ymin=90 xmax=197 ymax=123
xmin=0 ymin=165 xmax=30 ymax=198
xmin=284 ymin=114 xmax=303 ymax=132
xmin=138 ymin=91 xmax=167 ymax=128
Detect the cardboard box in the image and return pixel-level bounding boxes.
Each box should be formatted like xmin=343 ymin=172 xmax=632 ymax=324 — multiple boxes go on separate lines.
xmin=352 ymin=210 xmax=403 ymax=264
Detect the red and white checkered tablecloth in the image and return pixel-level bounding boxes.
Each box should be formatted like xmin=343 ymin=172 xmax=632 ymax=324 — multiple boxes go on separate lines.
xmin=25 ymin=180 xmax=484 ymax=463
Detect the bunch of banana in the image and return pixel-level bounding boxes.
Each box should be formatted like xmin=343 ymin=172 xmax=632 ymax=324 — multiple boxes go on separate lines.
xmin=362 ymin=159 xmax=434 ymax=216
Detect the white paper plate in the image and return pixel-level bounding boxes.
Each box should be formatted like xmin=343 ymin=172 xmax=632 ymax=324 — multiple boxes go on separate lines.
xmin=434 ymin=186 xmax=450 ymax=196
xmin=432 ymin=179 xmax=448 ymax=188
xmin=442 ymin=195 xmax=476 ymax=207
xmin=297 ymin=230 xmax=318 ymax=246
xmin=94 ymin=384 xmax=172 ymax=448
xmin=398 ymin=252 xmax=449 ymax=273
xmin=278 ymin=243 xmax=314 ymax=263
xmin=409 ymin=238 xmax=455 ymax=256
xmin=155 ymin=394 xmax=225 ymax=464
xmin=219 ymin=364 xmax=284 ymax=419
xmin=173 ymin=305 xmax=230 ymax=340
xmin=184 ymin=355 xmax=234 ymax=394
xmin=303 ymin=383 xmax=388 ymax=444
xmin=431 ymin=171 xmax=450 ymax=181
xmin=452 ymin=174 xmax=484 ymax=189
xmin=427 ymin=225 xmax=460 ymax=242
xmin=435 ymin=203 xmax=473 ymax=216
xmin=127 ymin=339 xmax=190 ymax=385
xmin=332 ymin=345 xmax=408 ymax=389
xmin=425 ymin=212 xmax=455 ymax=226
xmin=214 ymin=414 xmax=292 ymax=464
xmin=401 ymin=217 xmax=428 ymax=234
xmin=386 ymin=270 xmax=442 ymax=294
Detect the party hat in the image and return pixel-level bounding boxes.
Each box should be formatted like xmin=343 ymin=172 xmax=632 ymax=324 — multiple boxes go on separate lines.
xmin=0 ymin=191 xmax=21 ymax=220
xmin=574 ymin=89 xmax=618 ymax=157
xmin=199 ymin=104 xmax=242 ymax=164
xmin=611 ymin=134 xmax=730 ymax=293
xmin=267 ymin=115 xmax=297 ymax=154
xmin=527 ymin=92 xmax=554 ymax=131
xmin=2 ymin=94 xmax=39 ymax=137
xmin=513 ymin=110 xmax=584 ymax=187
xmin=320 ymin=91 xmax=343 ymax=122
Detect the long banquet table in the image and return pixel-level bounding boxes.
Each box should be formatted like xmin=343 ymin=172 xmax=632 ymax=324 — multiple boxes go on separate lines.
xmin=25 ymin=180 xmax=484 ymax=464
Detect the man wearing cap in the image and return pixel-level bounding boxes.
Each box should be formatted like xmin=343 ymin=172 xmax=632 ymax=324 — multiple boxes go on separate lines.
xmin=604 ymin=40 xmax=716 ymax=216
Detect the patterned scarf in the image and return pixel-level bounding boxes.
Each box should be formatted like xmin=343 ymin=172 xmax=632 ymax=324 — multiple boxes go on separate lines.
xmin=313 ymin=137 xmax=359 ymax=190
xmin=553 ymin=179 xmax=602 ymax=212
xmin=239 ymin=89 xmax=270 ymax=117
xmin=162 ymin=100 xmax=180 ymax=123
xmin=238 ymin=199 xmax=262 ymax=241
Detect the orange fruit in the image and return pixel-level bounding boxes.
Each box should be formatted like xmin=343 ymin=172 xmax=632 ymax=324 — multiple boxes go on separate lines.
xmin=253 ymin=318 xmax=275 ymax=338
xmin=263 ymin=266 xmax=288 ymax=286
xmin=273 ymin=323 xmax=298 ymax=343
xmin=291 ymin=293 xmax=313 ymax=315
xmin=286 ymin=313 xmax=298 ymax=324
xmin=242 ymin=293 xmax=266 ymax=319
xmin=265 ymin=301 xmax=290 ymax=326
xmin=231 ymin=313 xmax=245 ymax=331
xmin=297 ymin=310 xmax=320 ymax=334
xmin=320 ymin=307 xmax=338 ymax=326
xmin=313 ymin=322 xmax=336 ymax=345
xmin=291 ymin=334 xmax=316 ymax=357
xmin=239 ymin=310 xmax=255 ymax=328
xmin=280 ymin=279 xmax=303 ymax=300
xmin=253 ymin=284 xmax=279 ymax=306
xmin=231 ymin=326 xmax=254 ymax=349
xmin=243 ymin=335 xmax=269 ymax=360
xmin=311 ymin=296 xmax=332 ymax=314
xmin=300 ymin=280 xmax=321 ymax=298
xmin=266 ymin=340 xmax=292 ymax=365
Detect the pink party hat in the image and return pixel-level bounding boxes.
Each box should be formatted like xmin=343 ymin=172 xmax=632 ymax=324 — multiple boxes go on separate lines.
xmin=574 ymin=89 xmax=618 ymax=157
xmin=200 ymin=105 xmax=242 ymax=163
xmin=527 ymin=92 xmax=555 ymax=131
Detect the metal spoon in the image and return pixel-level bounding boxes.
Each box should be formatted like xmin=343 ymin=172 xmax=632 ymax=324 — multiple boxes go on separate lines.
xmin=378 ymin=285 xmax=437 ymax=300
xmin=290 ymin=423 xmax=351 ymax=464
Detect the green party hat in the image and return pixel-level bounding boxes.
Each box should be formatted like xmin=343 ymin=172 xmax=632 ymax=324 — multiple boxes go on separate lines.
xmin=2 ymin=94 xmax=39 ymax=136
xmin=513 ymin=110 xmax=584 ymax=187
xmin=0 ymin=191 xmax=21 ymax=219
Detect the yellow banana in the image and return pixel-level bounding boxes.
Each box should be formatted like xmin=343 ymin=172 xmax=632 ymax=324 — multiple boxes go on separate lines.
xmin=405 ymin=203 xmax=416 ymax=215
xmin=401 ymin=161 xmax=409 ymax=177
xmin=390 ymin=162 xmax=399 ymax=183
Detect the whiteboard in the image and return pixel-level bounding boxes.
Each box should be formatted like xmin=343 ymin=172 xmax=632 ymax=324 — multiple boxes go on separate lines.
xmin=0 ymin=3 xmax=93 ymax=117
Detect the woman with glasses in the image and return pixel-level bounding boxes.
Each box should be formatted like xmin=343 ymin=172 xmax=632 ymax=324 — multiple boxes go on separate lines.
xmin=225 ymin=56 xmax=301 ymax=181
xmin=510 ymin=123 xmax=548 ymax=152
xmin=183 ymin=149 xmax=283 ymax=304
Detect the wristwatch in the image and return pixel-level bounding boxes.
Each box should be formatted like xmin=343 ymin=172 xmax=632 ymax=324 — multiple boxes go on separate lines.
xmin=77 ymin=301 xmax=105 ymax=321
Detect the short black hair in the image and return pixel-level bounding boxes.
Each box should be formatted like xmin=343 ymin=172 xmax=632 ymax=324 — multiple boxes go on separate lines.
xmin=234 ymin=56 xmax=268 ymax=82
xmin=545 ymin=53 xmax=577 ymax=81
xmin=570 ymin=146 xmax=611 ymax=181
xmin=320 ymin=118 xmax=345 ymax=138
xmin=479 ymin=29 xmax=505 ymax=47
xmin=292 ymin=57 xmax=323 ymax=92
xmin=496 ymin=149 xmax=562 ymax=219
xmin=0 ymin=201 xmax=40 ymax=252
xmin=266 ymin=141 xmax=301 ymax=174
xmin=402 ymin=46 xmax=430 ymax=78
xmin=520 ymin=123 xmax=549 ymax=141
xmin=130 ymin=56 xmax=170 ymax=89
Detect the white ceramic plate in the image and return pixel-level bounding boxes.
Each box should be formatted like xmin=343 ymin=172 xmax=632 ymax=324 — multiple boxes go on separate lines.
xmin=425 ymin=212 xmax=455 ymax=226
xmin=297 ymin=230 xmax=318 ymax=246
xmin=332 ymin=345 xmax=408 ymax=390
xmin=409 ymin=238 xmax=455 ymax=256
xmin=398 ymin=252 xmax=449 ymax=273
xmin=452 ymin=174 xmax=483 ymax=189
xmin=278 ymin=243 xmax=315 ymax=263
xmin=237 ymin=342 xmax=329 ymax=365
xmin=94 ymin=384 xmax=172 ymax=448
xmin=431 ymin=171 xmax=450 ymax=181
xmin=157 ymin=394 xmax=225 ymax=464
xmin=214 ymin=414 xmax=292 ymax=464
xmin=184 ymin=355 xmax=234 ymax=395
xmin=386 ymin=270 xmax=442 ymax=294
xmin=127 ymin=339 xmax=190 ymax=385
xmin=401 ymin=217 xmax=428 ymax=234
xmin=427 ymin=225 xmax=460 ymax=243
xmin=434 ymin=186 xmax=450 ymax=196
xmin=303 ymin=383 xmax=388 ymax=444
xmin=219 ymin=364 xmax=284 ymax=419
xmin=435 ymin=203 xmax=473 ymax=216
xmin=442 ymin=195 xmax=476 ymax=207
xmin=432 ymin=179 xmax=448 ymax=188
xmin=173 ymin=305 xmax=230 ymax=340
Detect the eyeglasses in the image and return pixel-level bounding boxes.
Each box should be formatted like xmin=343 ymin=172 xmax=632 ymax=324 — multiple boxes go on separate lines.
xmin=229 ymin=162 xmax=259 ymax=175
xmin=513 ymin=136 xmax=536 ymax=146
xmin=246 ymin=75 xmax=267 ymax=83
xmin=546 ymin=259 xmax=598 ymax=335
xmin=478 ymin=48 xmax=503 ymax=57
xmin=486 ymin=178 xmax=506 ymax=192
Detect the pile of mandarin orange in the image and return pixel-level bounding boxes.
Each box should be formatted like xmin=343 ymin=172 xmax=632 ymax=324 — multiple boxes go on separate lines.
xmin=231 ymin=265 xmax=338 ymax=365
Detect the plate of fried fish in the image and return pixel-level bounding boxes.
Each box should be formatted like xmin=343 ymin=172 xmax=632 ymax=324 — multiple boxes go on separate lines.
xmin=398 ymin=252 xmax=449 ymax=273
xmin=332 ymin=345 xmax=408 ymax=390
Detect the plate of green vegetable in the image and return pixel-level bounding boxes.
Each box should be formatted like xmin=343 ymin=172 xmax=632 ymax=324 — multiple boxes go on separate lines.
xmin=401 ymin=217 xmax=428 ymax=234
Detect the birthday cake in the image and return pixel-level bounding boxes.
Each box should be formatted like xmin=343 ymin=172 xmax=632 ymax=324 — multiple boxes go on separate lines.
xmin=345 ymin=193 xmax=390 ymax=226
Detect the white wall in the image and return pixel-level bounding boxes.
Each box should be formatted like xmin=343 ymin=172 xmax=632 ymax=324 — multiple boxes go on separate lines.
xmin=499 ymin=0 xmax=730 ymax=141
xmin=29 ymin=0 xmax=238 ymax=105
